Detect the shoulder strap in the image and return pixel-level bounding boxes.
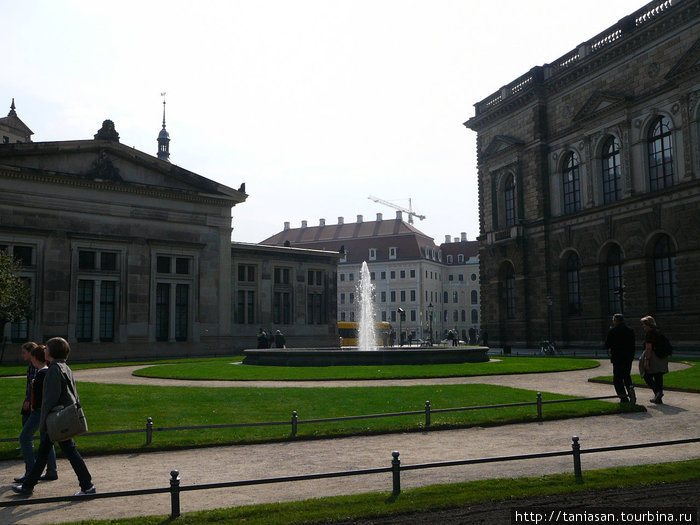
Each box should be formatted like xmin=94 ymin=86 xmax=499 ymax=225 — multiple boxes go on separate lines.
xmin=58 ymin=370 xmax=79 ymax=403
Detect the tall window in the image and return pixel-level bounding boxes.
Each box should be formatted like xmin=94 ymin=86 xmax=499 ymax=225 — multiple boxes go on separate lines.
xmin=563 ymin=152 xmax=580 ymax=214
xmin=648 ymin=116 xmax=673 ymax=190
xmin=273 ymin=292 xmax=292 ymax=324
xmin=99 ymin=281 xmax=116 ymax=341
xmin=505 ymin=264 xmax=515 ymax=319
xmin=175 ymin=284 xmax=188 ymax=341
xmin=601 ymin=136 xmax=621 ymax=204
xmin=504 ymin=174 xmax=516 ymax=227
xmin=566 ymin=253 xmax=581 ymax=315
xmin=471 ymin=309 xmax=479 ymax=323
xmin=76 ymin=280 xmax=94 ymax=342
xmin=156 ymin=283 xmax=170 ymax=341
xmin=606 ymin=245 xmax=624 ymax=314
xmin=236 ymin=290 xmax=255 ymax=324
xmin=653 ymin=235 xmax=677 ymax=311
xmin=471 ymin=290 xmax=478 ymax=304
xmin=307 ymin=293 xmax=324 ymax=324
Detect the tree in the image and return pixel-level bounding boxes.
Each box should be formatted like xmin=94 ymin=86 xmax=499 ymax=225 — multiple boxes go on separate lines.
xmin=0 ymin=250 xmax=33 ymax=362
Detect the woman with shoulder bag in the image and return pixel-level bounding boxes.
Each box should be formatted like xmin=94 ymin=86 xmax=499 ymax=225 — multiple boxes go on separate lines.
xmin=12 ymin=337 xmax=95 ymax=496
xmin=640 ymin=316 xmax=669 ymax=404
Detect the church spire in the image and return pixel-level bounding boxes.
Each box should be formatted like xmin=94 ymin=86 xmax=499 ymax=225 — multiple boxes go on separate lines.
xmin=8 ymin=98 xmax=17 ymax=117
xmin=157 ymin=92 xmax=170 ymax=162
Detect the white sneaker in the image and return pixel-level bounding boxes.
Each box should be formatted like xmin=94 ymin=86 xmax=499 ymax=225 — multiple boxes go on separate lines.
xmin=74 ymin=486 xmax=96 ymax=496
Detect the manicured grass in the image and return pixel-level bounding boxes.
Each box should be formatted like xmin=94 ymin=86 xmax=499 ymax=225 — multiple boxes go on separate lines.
xmin=55 ymin=458 xmax=700 ymax=525
xmin=134 ymin=356 xmax=601 ymax=381
xmin=590 ymin=358 xmax=700 ymax=393
xmin=0 ymin=380 xmax=639 ymax=459
xmin=0 ymin=356 xmax=240 ymax=378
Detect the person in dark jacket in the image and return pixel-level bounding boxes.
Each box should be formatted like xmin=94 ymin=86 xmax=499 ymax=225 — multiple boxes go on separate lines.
xmin=15 ymin=345 xmax=58 ymax=483
xmin=274 ymin=330 xmax=286 ymax=348
xmin=12 ymin=337 xmax=95 ymax=497
xmin=605 ymin=314 xmax=636 ymax=403
xmin=20 ymin=342 xmax=38 ymax=427
xmin=640 ymin=315 xmax=669 ymax=404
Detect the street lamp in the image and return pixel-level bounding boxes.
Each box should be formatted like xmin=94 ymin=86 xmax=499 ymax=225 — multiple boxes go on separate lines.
xmin=397 ymin=308 xmax=405 ymax=346
xmin=427 ymin=302 xmax=433 ymax=346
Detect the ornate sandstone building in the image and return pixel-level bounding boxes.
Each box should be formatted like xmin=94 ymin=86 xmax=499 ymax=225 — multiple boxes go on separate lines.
xmin=465 ymin=0 xmax=699 ymax=350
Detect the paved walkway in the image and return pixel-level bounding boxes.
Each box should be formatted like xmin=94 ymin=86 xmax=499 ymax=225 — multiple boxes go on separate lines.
xmin=1 ymin=360 xmax=698 ymax=524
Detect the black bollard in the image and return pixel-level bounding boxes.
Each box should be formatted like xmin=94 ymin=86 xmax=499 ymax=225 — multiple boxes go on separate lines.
xmin=391 ymin=451 xmax=401 ymax=495
xmin=572 ymin=436 xmax=583 ymax=482
xmin=170 ymin=469 xmax=181 ymax=518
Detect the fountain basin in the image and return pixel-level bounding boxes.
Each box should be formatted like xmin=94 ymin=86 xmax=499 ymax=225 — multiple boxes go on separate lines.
xmin=242 ymin=346 xmax=490 ymax=367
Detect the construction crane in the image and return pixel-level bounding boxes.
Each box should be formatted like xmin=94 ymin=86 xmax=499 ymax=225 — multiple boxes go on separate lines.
xmin=368 ymin=195 xmax=426 ymax=224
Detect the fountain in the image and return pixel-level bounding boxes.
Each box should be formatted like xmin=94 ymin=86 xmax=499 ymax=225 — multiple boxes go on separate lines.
xmin=242 ymin=261 xmax=489 ymax=366
xmin=356 ymin=261 xmax=377 ymax=351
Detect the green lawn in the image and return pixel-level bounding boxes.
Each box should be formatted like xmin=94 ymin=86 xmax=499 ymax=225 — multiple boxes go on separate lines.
xmin=134 ymin=356 xmax=601 ymax=381
xmin=0 ymin=380 xmax=639 ymax=459
xmin=590 ymin=358 xmax=700 ymax=393
xmin=54 ymin=458 xmax=700 ymax=525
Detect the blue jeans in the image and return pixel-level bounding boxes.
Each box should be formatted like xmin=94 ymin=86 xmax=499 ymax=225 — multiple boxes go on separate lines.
xmin=22 ymin=433 xmax=92 ymax=491
xmin=19 ymin=411 xmax=57 ymax=477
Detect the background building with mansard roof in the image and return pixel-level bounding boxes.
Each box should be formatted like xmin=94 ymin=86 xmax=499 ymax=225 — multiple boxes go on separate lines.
xmin=464 ymin=0 xmax=699 ymax=350
xmin=261 ymin=213 xmax=480 ymax=343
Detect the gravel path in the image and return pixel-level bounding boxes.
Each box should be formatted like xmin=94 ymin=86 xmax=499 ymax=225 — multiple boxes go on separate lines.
xmin=1 ymin=359 xmax=698 ymax=524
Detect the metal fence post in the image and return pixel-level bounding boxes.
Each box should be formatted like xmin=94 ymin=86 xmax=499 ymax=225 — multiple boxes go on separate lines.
xmin=425 ymin=401 xmax=431 ymax=427
xmin=291 ymin=411 xmax=298 ymax=437
xmin=536 ymin=393 xmax=543 ymax=420
xmin=391 ymin=451 xmax=401 ymax=495
xmin=146 ymin=417 xmax=153 ymax=445
xmin=572 ymin=436 xmax=583 ymax=482
xmin=170 ymin=469 xmax=181 ymax=518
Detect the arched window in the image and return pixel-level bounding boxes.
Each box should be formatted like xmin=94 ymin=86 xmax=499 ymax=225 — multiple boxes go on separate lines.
xmin=648 ymin=116 xmax=673 ymax=190
xmin=471 ymin=290 xmax=478 ymax=304
xmin=505 ymin=264 xmax=515 ymax=319
xmin=606 ymin=245 xmax=624 ymax=314
xmin=601 ymin=136 xmax=621 ymax=204
xmin=443 ymin=291 xmax=448 ymax=303
xmin=654 ymin=235 xmax=677 ymax=311
xmin=453 ymin=310 xmax=458 ymax=322
xmin=471 ymin=309 xmax=479 ymax=323
xmin=566 ymin=252 xmax=581 ymax=315
xmin=563 ymin=152 xmax=581 ymax=214
xmin=504 ymin=174 xmax=516 ymax=227
xmin=461 ymin=310 xmax=466 ymax=322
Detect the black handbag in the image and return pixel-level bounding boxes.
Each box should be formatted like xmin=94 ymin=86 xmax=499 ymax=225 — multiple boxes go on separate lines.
xmin=46 ymin=372 xmax=88 ymax=442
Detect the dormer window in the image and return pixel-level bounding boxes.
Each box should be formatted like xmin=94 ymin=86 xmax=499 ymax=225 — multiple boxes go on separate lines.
xmin=447 ymin=255 xmax=453 ymax=264
xmin=389 ymin=247 xmax=397 ymax=260
xmin=458 ymin=254 xmax=464 ymax=264
xmin=369 ymin=248 xmax=377 ymax=261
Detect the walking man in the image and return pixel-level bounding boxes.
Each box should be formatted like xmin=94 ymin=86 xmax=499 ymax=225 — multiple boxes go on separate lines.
xmin=605 ymin=313 xmax=636 ymax=403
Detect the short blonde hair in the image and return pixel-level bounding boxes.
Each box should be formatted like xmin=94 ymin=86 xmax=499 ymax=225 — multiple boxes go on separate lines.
xmin=640 ymin=315 xmax=657 ymax=329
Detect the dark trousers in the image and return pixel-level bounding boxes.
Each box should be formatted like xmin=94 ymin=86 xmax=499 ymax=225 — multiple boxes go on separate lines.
xmin=612 ymin=359 xmax=633 ymax=398
xmin=22 ymin=433 xmax=92 ymax=491
xmin=644 ymin=372 xmax=664 ymax=396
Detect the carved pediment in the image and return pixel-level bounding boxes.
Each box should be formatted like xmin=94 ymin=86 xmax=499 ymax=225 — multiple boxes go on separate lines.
xmin=85 ymin=150 xmax=123 ymax=182
xmin=483 ymin=135 xmax=525 ymax=157
xmin=665 ymin=37 xmax=700 ymax=82
xmin=573 ymin=91 xmax=629 ymax=122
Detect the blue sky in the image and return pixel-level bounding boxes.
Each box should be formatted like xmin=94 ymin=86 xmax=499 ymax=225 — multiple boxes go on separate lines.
xmin=2 ymin=0 xmax=645 ymax=243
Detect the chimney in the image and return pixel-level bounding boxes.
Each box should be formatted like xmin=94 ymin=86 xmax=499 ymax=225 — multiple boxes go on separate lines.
xmin=284 ymin=221 xmax=290 ymax=230
xmin=396 ymin=211 xmax=402 ymax=221
xmin=445 ymin=235 xmax=451 ymax=243
xmin=461 ymin=232 xmax=467 ymax=242
xmin=338 ymin=216 xmax=344 ymax=225
xmin=357 ymin=215 xmax=363 ymax=223
xmin=319 ymin=218 xmax=326 ymax=226
xmin=454 ymin=237 xmax=459 ymax=243
xmin=301 ymin=220 xmax=307 ymax=228
xmin=376 ymin=213 xmax=383 ymax=222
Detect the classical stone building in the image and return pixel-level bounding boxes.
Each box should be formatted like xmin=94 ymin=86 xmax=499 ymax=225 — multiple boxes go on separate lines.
xmin=261 ymin=214 xmax=480 ymax=343
xmin=464 ymin=0 xmax=699 ymax=350
xmin=1 ymin=105 xmax=339 ymax=359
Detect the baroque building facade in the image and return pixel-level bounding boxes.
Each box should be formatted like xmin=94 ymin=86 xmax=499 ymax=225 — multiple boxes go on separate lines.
xmin=261 ymin=214 xmax=480 ymax=343
xmin=1 ymin=106 xmax=339 ymax=359
xmin=465 ymin=0 xmax=699 ymax=350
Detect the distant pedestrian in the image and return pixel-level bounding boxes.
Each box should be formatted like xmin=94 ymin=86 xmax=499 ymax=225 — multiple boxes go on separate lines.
xmin=605 ymin=314 xmax=636 ymax=404
xmin=640 ymin=316 xmax=669 ymax=404
xmin=12 ymin=337 xmax=95 ymax=497
xmin=468 ymin=327 xmax=477 ymax=345
xmin=274 ymin=330 xmax=286 ymax=348
xmin=481 ymin=330 xmax=489 ymax=347
xmin=257 ymin=328 xmax=268 ymax=349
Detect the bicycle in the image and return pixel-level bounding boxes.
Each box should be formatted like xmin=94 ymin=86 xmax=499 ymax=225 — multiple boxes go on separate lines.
xmin=539 ymin=340 xmax=561 ymax=356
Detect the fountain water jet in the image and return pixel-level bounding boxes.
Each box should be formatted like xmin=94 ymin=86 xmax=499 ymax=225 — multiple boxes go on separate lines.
xmin=356 ymin=261 xmax=377 ymax=351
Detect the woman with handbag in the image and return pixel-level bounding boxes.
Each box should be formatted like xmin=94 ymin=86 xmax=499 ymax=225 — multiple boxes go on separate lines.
xmin=640 ymin=315 xmax=669 ymax=404
xmin=12 ymin=337 xmax=95 ymax=496
xmin=15 ymin=345 xmax=58 ymax=483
